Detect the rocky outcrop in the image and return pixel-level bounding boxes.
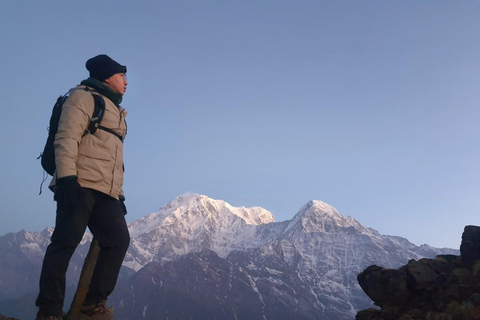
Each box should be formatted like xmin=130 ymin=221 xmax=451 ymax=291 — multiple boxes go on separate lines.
xmin=356 ymin=225 xmax=480 ymax=320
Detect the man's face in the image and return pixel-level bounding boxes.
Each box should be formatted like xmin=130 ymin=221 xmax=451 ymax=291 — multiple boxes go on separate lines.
xmin=105 ymin=73 xmax=128 ymax=95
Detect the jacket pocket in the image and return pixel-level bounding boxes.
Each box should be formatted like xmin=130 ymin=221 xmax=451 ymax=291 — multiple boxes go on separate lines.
xmin=77 ymin=148 xmax=113 ymax=183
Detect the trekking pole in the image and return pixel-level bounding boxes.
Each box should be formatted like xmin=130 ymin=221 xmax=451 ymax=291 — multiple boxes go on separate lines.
xmin=67 ymin=238 xmax=100 ymax=320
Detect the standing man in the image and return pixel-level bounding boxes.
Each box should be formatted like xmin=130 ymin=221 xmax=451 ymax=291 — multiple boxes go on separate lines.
xmin=36 ymin=55 xmax=130 ymax=320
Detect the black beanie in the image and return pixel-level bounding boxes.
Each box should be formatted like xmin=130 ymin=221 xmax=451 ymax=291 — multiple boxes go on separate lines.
xmin=86 ymin=54 xmax=127 ymax=82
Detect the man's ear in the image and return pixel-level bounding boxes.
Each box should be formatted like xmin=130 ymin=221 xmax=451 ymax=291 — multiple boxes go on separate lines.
xmin=104 ymin=78 xmax=110 ymax=84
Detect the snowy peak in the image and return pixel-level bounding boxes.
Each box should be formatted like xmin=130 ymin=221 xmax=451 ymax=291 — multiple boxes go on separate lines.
xmin=124 ymin=194 xmax=276 ymax=270
xmin=181 ymin=194 xmax=275 ymax=225
xmin=290 ymin=200 xmax=368 ymax=234
xmin=301 ymin=200 xmax=344 ymax=220
xmin=129 ymin=194 xmax=274 ymax=238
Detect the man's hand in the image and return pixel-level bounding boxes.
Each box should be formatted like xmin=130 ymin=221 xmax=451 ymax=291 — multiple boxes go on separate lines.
xmin=54 ymin=175 xmax=82 ymax=205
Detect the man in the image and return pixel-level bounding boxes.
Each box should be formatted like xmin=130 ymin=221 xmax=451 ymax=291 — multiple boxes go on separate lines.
xmin=36 ymin=55 xmax=130 ymax=320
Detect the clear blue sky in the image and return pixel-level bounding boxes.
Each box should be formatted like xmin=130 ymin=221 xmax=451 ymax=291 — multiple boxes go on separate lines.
xmin=1 ymin=1 xmax=479 ymax=249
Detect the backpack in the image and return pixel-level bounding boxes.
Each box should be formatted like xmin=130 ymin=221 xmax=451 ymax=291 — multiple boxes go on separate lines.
xmin=39 ymin=87 xmax=106 ymax=176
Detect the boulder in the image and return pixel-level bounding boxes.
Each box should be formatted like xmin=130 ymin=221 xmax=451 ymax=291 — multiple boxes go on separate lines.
xmin=357 ymin=265 xmax=408 ymax=309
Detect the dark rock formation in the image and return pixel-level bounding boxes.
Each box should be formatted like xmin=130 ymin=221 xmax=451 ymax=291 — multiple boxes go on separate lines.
xmin=356 ymin=225 xmax=480 ymax=320
xmin=461 ymin=225 xmax=480 ymax=267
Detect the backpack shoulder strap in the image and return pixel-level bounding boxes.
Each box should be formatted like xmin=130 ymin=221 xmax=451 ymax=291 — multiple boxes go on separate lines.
xmin=86 ymin=90 xmax=105 ymax=135
xmin=97 ymin=124 xmax=124 ymax=142
xmin=82 ymin=87 xmax=124 ymax=142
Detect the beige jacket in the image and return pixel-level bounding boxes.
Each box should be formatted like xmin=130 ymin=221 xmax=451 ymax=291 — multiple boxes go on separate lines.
xmin=50 ymin=85 xmax=127 ymax=199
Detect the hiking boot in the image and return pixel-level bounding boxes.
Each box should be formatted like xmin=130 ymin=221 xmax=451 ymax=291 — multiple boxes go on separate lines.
xmin=79 ymin=301 xmax=114 ymax=320
xmin=35 ymin=316 xmax=64 ymax=320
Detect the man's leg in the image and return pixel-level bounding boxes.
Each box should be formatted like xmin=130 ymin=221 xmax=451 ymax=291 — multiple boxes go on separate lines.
xmin=36 ymin=188 xmax=95 ymax=317
xmin=83 ymin=191 xmax=130 ymax=306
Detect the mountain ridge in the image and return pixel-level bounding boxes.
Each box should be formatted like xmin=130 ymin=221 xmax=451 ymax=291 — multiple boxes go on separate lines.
xmin=0 ymin=194 xmax=459 ymax=320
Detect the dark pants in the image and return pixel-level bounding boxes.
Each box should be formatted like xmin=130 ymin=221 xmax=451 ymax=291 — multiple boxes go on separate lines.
xmin=36 ymin=188 xmax=130 ymax=317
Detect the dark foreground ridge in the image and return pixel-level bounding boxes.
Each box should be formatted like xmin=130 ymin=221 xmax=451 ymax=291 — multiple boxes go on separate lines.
xmin=356 ymin=225 xmax=480 ymax=320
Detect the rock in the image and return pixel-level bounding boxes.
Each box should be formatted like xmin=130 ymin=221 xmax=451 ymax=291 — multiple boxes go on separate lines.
xmin=355 ymin=308 xmax=395 ymax=320
xmin=460 ymin=225 xmax=480 ymax=266
xmin=357 ymin=265 xmax=408 ymax=309
xmin=405 ymin=259 xmax=439 ymax=290
xmin=427 ymin=254 xmax=460 ymax=273
xmin=473 ymin=260 xmax=480 ymax=281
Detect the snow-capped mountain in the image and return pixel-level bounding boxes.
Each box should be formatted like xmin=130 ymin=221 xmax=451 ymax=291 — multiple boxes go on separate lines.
xmin=0 ymin=194 xmax=458 ymax=320
xmin=113 ymin=194 xmax=457 ymax=320
xmin=124 ymin=194 xmax=275 ymax=270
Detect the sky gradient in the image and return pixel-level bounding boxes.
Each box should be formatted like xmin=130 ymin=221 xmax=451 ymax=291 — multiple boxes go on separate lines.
xmin=1 ymin=1 xmax=480 ymax=249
